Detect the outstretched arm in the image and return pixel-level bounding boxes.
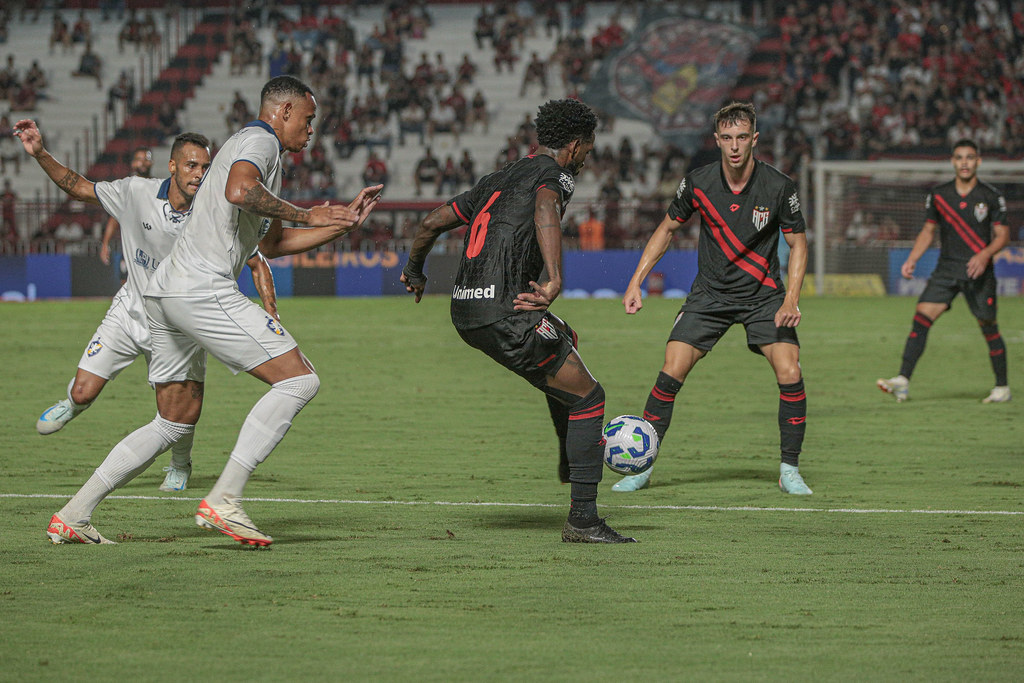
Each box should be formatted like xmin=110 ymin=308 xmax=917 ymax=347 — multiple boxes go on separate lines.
xmin=623 ymin=213 xmax=681 ymax=314
xmin=775 ymin=231 xmax=807 ymax=328
xmin=513 ymin=187 xmax=563 ymax=311
xmin=247 ymin=250 xmax=279 ymax=321
xmin=14 ymin=119 xmax=98 ymax=204
xmin=258 ymin=185 xmax=383 ymax=258
xmin=401 ymin=203 xmax=465 ymax=302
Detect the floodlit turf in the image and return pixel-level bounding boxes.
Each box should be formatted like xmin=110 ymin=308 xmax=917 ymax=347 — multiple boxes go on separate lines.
xmin=1 ymin=295 xmax=1021 ymax=681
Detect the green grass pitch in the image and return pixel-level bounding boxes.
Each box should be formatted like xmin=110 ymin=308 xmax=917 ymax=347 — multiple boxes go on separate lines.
xmin=0 ymin=295 xmax=1021 ymax=681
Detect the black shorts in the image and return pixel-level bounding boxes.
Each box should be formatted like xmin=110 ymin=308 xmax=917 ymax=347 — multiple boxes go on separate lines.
xmin=670 ymin=289 xmax=799 ymax=355
xmin=919 ymin=270 xmax=997 ymax=320
xmin=457 ymin=312 xmax=578 ymax=388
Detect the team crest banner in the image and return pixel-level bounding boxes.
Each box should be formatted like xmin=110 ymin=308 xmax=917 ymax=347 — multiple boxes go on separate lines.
xmin=583 ymin=9 xmax=762 ymax=152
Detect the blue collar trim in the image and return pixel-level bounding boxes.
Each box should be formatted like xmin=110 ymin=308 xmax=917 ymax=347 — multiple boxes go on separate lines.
xmin=244 ymin=119 xmax=284 ymax=151
xmin=156 ymin=177 xmax=171 ymax=199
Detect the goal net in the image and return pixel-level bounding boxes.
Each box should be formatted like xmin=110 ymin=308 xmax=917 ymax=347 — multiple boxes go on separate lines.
xmin=805 ymin=160 xmax=1024 ymax=296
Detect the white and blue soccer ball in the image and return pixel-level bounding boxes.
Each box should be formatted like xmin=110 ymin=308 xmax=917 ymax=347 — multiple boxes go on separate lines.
xmin=602 ymin=415 xmax=659 ymax=475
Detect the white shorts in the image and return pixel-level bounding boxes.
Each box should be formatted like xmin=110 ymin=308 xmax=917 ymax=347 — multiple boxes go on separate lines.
xmin=145 ymin=289 xmax=296 ymax=383
xmin=77 ymin=291 xmax=151 ymax=380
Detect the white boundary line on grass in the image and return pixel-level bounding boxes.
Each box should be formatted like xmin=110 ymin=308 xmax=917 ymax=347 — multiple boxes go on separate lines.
xmin=1 ymin=493 xmax=1021 ymax=516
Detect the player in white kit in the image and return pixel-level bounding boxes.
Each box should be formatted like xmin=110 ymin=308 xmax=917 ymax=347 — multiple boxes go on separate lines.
xmin=42 ymin=76 xmax=382 ymax=546
xmin=15 ymin=120 xmax=277 ymax=496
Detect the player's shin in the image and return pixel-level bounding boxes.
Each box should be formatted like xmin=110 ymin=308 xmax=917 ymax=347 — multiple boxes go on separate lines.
xmin=778 ymin=379 xmax=806 ymax=466
xmin=546 ymin=394 xmax=570 ymax=482
xmin=643 ymin=371 xmax=683 ymax=442
xmin=565 ymin=383 xmax=605 ymax=525
xmin=981 ymin=324 xmax=1008 ymax=386
xmin=899 ymin=313 xmax=933 ymax=379
xmin=59 ymin=415 xmax=193 ymax=523
xmin=207 ymin=373 xmax=320 ymax=502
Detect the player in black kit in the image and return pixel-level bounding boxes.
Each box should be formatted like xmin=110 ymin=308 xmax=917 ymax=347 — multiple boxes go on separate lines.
xmin=615 ymin=101 xmax=813 ymax=495
xmin=401 ymin=98 xmax=635 ymax=543
xmin=877 ymin=139 xmax=1010 ymax=404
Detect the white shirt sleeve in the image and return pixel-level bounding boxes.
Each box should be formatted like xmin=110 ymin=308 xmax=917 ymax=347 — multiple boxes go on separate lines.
xmin=233 ymin=133 xmax=281 ymax=181
xmin=93 ymin=177 xmax=135 ymax=222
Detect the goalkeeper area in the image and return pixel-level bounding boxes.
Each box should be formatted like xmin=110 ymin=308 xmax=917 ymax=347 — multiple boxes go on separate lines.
xmin=1 ymin=296 xmax=1021 ymax=680
xmin=805 ymin=159 xmax=1024 ymax=296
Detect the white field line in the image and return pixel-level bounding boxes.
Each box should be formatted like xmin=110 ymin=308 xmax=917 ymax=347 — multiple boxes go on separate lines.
xmin=1 ymin=493 xmax=1021 ymax=515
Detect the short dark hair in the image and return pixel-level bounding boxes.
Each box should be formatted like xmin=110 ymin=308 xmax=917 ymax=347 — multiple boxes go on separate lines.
xmin=952 ymin=138 xmax=979 ymax=155
xmin=535 ymin=98 xmax=597 ymax=150
xmin=170 ymin=132 xmax=210 ymax=159
xmin=260 ymin=75 xmax=313 ymax=107
xmin=714 ymin=101 xmax=757 ymax=132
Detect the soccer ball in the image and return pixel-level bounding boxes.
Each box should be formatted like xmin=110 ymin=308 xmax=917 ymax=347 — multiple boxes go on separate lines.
xmin=602 ymin=415 xmax=659 ymax=475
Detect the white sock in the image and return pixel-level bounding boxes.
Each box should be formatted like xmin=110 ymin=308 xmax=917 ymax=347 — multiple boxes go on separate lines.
xmin=59 ymin=415 xmax=194 ymax=522
xmin=207 ymin=374 xmax=320 ymax=502
xmin=169 ymin=429 xmax=194 ymax=469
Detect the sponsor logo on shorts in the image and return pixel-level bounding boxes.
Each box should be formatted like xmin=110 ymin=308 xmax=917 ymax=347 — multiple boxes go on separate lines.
xmin=535 ymin=317 xmax=558 ymax=340
xmin=752 ymin=205 xmax=771 ymax=231
xmin=452 ymin=284 xmax=495 ymax=300
xmin=86 ymin=340 xmax=103 ymax=357
xmin=265 ymin=316 xmax=284 ymax=335
xmin=974 ymin=203 xmax=988 ymax=222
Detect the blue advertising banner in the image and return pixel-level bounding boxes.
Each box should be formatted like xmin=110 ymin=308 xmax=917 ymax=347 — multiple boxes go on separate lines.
xmin=582 ymin=9 xmax=762 ymax=153
xmin=887 ymin=247 xmax=1024 ymax=296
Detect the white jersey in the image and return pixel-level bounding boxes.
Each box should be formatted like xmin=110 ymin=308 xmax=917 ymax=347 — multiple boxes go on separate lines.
xmin=93 ymin=176 xmax=192 ymax=340
xmin=147 ymin=121 xmax=282 ymax=298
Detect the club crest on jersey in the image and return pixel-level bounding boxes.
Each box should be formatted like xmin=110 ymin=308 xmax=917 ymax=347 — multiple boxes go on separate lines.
xmin=558 ymin=172 xmax=575 ymax=194
xmin=86 ymin=340 xmax=103 ymax=357
xmin=974 ymin=203 xmax=988 ymax=222
xmin=752 ymin=206 xmax=771 ymax=231
xmin=676 ymin=178 xmax=687 ymax=199
xmin=535 ymin=317 xmax=558 ymax=340
xmin=788 ymin=192 xmax=801 ymax=214
xmin=265 ymin=316 xmax=284 ymax=335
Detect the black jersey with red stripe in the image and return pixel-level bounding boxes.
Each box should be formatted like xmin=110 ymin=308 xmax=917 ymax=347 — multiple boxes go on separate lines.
xmin=447 ymin=154 xmax=575 ymax=330
xmin=924 ymin=180 xmax=1006 ymax=277
xmin=667 ymin=159 xmax=804 ymax=304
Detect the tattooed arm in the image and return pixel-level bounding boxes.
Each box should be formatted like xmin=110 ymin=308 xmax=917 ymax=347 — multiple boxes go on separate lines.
xmin=225 ymin=160 xmax=367 ymax=227
xmin=13 ymin=119 xmax=98 ymax=203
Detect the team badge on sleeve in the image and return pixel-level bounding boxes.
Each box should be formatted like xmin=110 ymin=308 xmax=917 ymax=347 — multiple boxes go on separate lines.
xmin=788 ymin=192 xmax=801 ymax=215
xmin=752 ymin=206 xmax=771 ymax=231
xmin=974 ymin=203 xmax=988 ymax=222
xmin=558 ymin=173 xmax=575 ymax=194
xmin=676 ymin=178 xmax=687 ymax=199
xmin=86 ymin=340 xmax=103 ymax=357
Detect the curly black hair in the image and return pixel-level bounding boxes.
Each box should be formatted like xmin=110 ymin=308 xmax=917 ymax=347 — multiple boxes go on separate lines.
xmin=535 ymin=98 xmax=597 ymax=150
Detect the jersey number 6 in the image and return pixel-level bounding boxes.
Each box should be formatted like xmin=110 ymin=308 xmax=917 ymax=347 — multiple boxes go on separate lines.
xmin=466 ymin=191 xmax=501 ymax=259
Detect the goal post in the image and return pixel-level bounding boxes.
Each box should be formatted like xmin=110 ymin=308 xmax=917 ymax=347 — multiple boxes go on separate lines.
xmin=806 ymin=159 xmax=1024 ymax=296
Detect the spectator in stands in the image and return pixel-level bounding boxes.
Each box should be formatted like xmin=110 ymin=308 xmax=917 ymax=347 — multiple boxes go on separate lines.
xmin=474 ymin=6 xmax=496 ymax=49
xmin=363 ymin=150 xmax=389 ymax=186
xmin=71 ymin=10 xmax=92 ymax=45
xmin=24 ymin=60 xmax=46 ymax=94
xmin=156 ymin=101 xmax=181 ymax=140
xmin=578 ymin=208 xmax=605 ymax=251
xmin=437 ymin=155 xmax=460 ymax=196
xmin=413 ymin=147 xmax=440 ymax=197
xmin=493 ymin=29 xmax=518 ymax=73
xmin=140 ymin=11 xmax=161 ymax=52
xmin=72 ymin=41 xmax=102 ymax=88
xmin=544 ymin=4 xmax=562 ymax=38
xmin=9 ymin=77 xmax=37 ymax=112
xmin=467 ymin=89 xmax=489 ymax=133
xmin=355 ymin=44 xmax=375 ymax=87
xmin=268 ymin=39 xmax=288 ymax=78
xmin=0 ymin=117 xmax=19 ymax=173
xmin=1 ymin=179 xmax=16 ymax=247
xmin=458 ymin=149 xmax=475 ymax=188
xmin=429 ymin=98 xmax=460 ymax=143
xmin=398 ymin=100 xmax=427 ymax=146
xmin=118 ymin=9 xmax=142 ymax=53
xmin=107 ymin=70 xmax=135 ymax=114
xmin=50 ymin=13 xmax=72 ymax=54
xmin=520 ymin=52 xmax=548 ymax=97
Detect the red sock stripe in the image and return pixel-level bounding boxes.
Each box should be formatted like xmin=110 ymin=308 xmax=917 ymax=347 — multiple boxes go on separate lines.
xmin=990 ymin=349 xmax=1005 ymax=357
xmin=569 ymin=402 xmax=605 ymax=421
xmin=650 ymin=386 xmax=676 ymax=402
xmin=780 ymin=391 xmax=806 ymax=402
xmin=985 ymin=332 xmax=1001 ymax=342
xmin=913 ymin=313 xmax=933 ymax=328
xmin=642 ymin=411 xmax=660 ymax=422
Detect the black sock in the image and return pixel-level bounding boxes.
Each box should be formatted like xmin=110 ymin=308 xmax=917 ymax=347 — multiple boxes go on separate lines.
xmin=568 ymin=493 xmax=598 ymax=526
xmin=778 ymin=379 xmax=806 ymax=467
xmin=899 ymin=313 xmax=933 ymax=379
xmin=643 ymin=371 xmax=683 ymax=442
xmin=981 ymin=324 xmax=1008 ymax=386
xmin=546 ymin=394 xmax=570 ymax=482
xmin=565 ymin=383 xmax=605 ymax=488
